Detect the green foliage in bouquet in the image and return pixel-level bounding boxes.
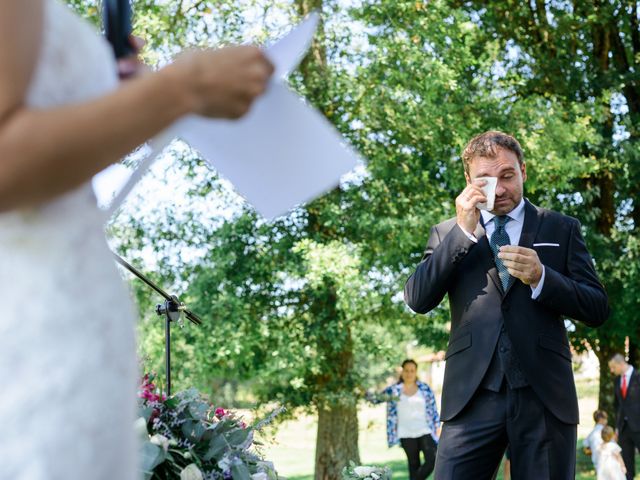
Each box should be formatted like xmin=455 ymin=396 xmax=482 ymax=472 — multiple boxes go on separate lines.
xmin=137 ymin=374 xmax=282 ymax=480
xmin=341 ymin=462 xmax=392 ymax=480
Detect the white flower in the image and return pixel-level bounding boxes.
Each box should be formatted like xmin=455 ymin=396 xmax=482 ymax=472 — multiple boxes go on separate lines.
xmin=180 ymin=463 xmax=204 ymax=480
xmin=252 ymin=473 xmax=268 ymax=480
xmin=353 ymin=466 xmax=376 ymax=478
xmin=371 ymin=473 xmax=380 ymax=480
xmin=218 ymin=456 xmax=232 ymax=473
xmin=150 ymin=434 xmax=170 ymax=453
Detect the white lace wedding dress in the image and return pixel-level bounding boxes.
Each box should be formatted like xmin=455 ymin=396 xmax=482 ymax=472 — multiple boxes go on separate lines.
xmin=0 ymin=1 xmax=138 ymax=479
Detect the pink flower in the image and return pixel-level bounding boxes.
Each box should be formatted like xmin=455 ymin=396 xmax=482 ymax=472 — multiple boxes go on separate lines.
xmin=215 ymin=407 xmax=227 ymax=418
xmin=138 ymin=373 xmax=166 ymax=403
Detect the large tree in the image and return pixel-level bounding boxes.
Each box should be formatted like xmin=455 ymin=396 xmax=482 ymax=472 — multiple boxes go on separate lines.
xmin=104 ymin=2 xmax=417 ymax=478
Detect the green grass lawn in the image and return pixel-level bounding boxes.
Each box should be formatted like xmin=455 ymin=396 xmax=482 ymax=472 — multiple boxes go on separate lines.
xmin=259 ymin=377 xmax=638 ymax=479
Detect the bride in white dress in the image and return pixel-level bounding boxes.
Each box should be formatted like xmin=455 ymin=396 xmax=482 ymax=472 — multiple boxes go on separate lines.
xmin=0 ymin=2 xmax=273 ymax=478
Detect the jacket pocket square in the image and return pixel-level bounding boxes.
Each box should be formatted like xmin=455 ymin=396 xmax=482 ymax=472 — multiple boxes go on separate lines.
xmin=533 ymin=243 xmax=560 ymax=247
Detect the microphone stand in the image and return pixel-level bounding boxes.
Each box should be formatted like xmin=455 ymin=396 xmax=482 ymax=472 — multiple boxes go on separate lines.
xmin=103 ymin=0 xmax=203 ymax=397
xmin=112 ymin=252 xmax=202 ymax=397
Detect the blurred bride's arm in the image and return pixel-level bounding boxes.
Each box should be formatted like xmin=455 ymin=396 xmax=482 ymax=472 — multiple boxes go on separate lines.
xmin=0 ymin=0 xmax=272 ymax=212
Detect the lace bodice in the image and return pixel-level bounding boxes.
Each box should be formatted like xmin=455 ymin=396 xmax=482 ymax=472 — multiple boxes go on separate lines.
xmin=0 ymin=2 xmax=138 ymax=479
xmin=0 ymin=0 xmax=118 ymax=242
xmin=27 ymin=1 xmax=118 ymax=107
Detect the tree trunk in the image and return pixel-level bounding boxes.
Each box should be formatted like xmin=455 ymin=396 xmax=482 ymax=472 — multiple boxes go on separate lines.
xmin=291 ymin=0 xmax=362 ymax=476
xmin=595 ymin=345 xmax=616 ymax=421
xmin=315 ymin=400 xmax=361 ymax=480
xmin=310 ymin=283 xmax=361 ymax=478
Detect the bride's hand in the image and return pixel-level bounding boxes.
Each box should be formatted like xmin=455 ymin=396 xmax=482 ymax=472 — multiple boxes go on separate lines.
xmin=169 ymin=45 xmax=274 ymax=120
xmin=117 ymin=35 xmax=148 ymax=79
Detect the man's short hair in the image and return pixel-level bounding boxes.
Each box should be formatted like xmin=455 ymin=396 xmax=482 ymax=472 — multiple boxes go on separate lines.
xmin=593 ymin=409 xmax=608 ymax=422
xmin=609 ymin=353 xmax=626 ymax=364
xmin=461 ymin=131 xmax=524 ymax=175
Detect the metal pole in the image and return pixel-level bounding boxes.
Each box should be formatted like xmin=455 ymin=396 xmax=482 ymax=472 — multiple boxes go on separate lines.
xmin=165 ymin=314 xmax=171 ymax=397
xmin=112 ymin=251 xmax=204 ymax=396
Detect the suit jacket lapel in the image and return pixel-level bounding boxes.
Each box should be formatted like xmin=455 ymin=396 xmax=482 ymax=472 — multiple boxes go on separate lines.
xmin=476 ymin=217 xmax=503 ymax=294
xmin=517 ymin=199 xmax=542 ymax=250
xmin=504 ymin=199 xmax=543 ymax=296
xmin=622 ymin=370 xmax=638 ymax=403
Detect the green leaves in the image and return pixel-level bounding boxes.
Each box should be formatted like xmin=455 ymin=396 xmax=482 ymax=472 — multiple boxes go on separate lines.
xmin=93 ymin=0 xmax=638 ymax=439
xmin=231 ymin=462 xmax=252 ymax=480
xmin=137 ymin=384 xmax=280 ymax=477
xmin=203 ymin=435 xmax=226 ymax=462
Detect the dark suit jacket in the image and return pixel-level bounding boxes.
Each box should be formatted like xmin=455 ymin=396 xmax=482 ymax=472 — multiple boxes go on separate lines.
xmin=614 ymin=369 xmax=640 ymax=432
xmin=404 ymin=199 xmax=609 ymax=424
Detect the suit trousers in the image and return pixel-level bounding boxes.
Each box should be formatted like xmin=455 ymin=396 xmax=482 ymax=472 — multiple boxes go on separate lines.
xmin=434 ymin=385 xmax=576 ymax=479
xmin=619 ymin=422 xmax=640 ymax=480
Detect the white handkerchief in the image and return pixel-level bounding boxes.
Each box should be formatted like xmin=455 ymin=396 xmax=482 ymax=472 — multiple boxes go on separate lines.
xmin=533 ymin=243 xmax=560 ymax=247
xmin=476 ymin=176 xmax=497 ymax=211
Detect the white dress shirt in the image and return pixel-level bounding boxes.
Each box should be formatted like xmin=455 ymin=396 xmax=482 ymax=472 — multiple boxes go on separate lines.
xmin=622 ymin=365 xmax=634 ymax=392
xmin=461 ymin=199 xmax=546 ymax=299
xmin=583 ymin=423 xmax=604 ymax=467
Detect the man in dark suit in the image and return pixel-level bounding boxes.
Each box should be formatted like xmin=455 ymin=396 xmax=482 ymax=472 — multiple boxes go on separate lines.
xmin=609 ymin=353 xmax=640 ymax=479
xmin=404 ymin=131 xmax=609 ymax=479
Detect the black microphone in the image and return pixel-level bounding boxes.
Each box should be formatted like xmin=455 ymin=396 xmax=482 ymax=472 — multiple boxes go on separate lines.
xmin=103 ymin=0 xmax=134 ymax=59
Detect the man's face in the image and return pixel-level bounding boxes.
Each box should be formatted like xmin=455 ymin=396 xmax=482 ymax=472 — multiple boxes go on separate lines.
xmin=465 ymin=147 xmax=527 ymax=216
xmin=609 ymin=361 xmax=624 ymax=376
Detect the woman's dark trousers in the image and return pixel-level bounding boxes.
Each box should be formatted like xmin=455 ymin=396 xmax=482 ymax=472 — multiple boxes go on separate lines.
xmin=400 ymin=435 xmax=437 ymax=480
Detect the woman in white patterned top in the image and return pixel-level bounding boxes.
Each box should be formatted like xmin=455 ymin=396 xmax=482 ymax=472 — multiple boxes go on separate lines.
xmin=374 ymin=360 xmax=440 ymax=480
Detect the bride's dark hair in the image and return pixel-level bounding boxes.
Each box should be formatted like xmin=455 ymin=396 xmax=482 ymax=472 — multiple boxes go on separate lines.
xmin=398 ymin=359 xmax=418 ymax=384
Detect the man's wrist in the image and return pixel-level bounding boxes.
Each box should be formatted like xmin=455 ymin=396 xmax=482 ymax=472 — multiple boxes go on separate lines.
xmin=532 ymin=265 xmax=543 ymax=288
xmin=530 ymin=265 xmax=546 ymax=299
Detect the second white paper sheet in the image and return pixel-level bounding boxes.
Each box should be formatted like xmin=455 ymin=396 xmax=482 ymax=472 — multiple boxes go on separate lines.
xmin=266 ymin=13 xmax=319 ymax=79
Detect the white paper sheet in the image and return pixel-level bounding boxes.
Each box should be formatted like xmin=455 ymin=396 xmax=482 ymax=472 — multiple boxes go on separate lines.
xmin=266 ymin=13 xmax=319 ymax=79
xmin=107 ymin=12 xmax=359 ymax=220
xmin=176 ymin=82 xmax=359 ymax=218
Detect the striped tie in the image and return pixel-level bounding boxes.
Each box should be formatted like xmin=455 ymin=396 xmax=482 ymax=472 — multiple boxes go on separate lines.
xmin=490 ymin=215 xmax=512 ymax=290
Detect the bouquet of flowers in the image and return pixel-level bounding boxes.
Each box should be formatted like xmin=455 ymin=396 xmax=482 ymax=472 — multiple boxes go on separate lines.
xmin=137 ymin=373 xmax=282 ymax=480
xmin=342 ymin=462 xmax=392 ymax=480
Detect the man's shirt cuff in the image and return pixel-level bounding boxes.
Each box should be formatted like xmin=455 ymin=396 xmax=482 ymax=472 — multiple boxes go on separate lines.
xmin=459 ymin=225 xmax=478 ymax=244
xmin=531 ymin=265 xmax=546 ymax=299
